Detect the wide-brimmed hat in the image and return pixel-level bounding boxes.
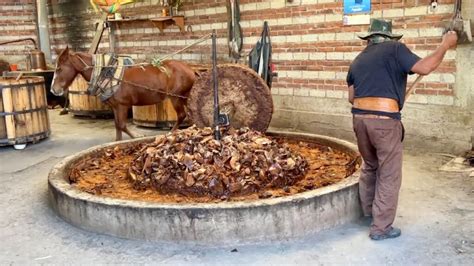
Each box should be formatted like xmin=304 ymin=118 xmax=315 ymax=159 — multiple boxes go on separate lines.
xmin=358 ymin=18 xmax=403 ymax=40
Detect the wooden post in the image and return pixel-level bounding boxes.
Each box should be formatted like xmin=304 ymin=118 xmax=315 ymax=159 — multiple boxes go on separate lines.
xmin=88 ymin=13 xmax=109 ymax=54
xmin=108 ymin=21 xmax=116 ymax=53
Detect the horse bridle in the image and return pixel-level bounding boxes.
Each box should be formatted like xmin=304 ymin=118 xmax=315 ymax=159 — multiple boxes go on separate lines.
xmin=70 ymin=53 xmax=93 ymax=75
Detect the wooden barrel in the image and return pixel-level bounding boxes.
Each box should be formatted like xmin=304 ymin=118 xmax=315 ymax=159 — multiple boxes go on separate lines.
xmin=68 ymin=75 xmax=112 ymax=118
xmin=132 ymin=99 xmax=178 ymax=129
xmin=0 ymin=76 xmax=50 ymax=146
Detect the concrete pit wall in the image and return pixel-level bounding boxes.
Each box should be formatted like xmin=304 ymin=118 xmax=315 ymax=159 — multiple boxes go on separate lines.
xmin=48 ymin=132 xmax=362 ymax=245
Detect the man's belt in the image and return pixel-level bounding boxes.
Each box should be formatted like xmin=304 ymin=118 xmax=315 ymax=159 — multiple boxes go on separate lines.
xmin=353 ymin=97 xmax=399 ymax=113
xmin=354 ymin=114 xmax=393 ymax=119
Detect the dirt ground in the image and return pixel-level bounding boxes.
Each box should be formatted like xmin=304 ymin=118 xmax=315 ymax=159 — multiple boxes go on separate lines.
xmin=0 ymin=109 xmax=472 ymax=265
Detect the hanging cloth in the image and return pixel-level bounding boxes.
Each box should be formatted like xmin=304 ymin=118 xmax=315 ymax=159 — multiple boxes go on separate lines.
xmin=248 ymin=21 xmax=273 ymax=88
xmin=227 ymin=0 xmax=243 ymax=60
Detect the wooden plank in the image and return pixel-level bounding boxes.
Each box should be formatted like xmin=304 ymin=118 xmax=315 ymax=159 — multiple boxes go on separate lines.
xmin=157 ymin=102 xmax=164 ymax=121
xmin=13 ymin=79 xmax=27 ymax=138
xmin=0 ymin=79 xmax=8 ymax=139
xmin=11 ymin=81 xmax=22 ymax=138
xmin=164 ymin=98 xmax=177 ymax=120
xmin=2 ymin=80 xmax=16 ymax=140
xmin=34 ymin=79 xmax=47 ymax=134
xmin=25 ymin=80 xmax=35 ymax=136
xmin=108 ymin=23 xmax=116 ymax=53
xmin=30 ymin=81 xmax=39 ymax=135
xmin=39 ymin=80 xmax=50 ymax=134
xmin=88 ymin=13 xmax=108 ymax=54
xmin=20 ymin=83 xmax=32 ymax=137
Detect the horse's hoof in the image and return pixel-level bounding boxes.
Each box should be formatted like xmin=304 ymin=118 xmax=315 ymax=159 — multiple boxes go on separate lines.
xmin=59 ymin=110 xmax=69 ymax=115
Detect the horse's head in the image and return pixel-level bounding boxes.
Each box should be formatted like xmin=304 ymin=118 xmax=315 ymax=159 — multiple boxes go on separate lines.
xmin=51 ymin=46 xmax=78 ymax=96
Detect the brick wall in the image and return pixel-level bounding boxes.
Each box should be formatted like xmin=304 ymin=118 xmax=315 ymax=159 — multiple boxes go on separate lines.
xmin=45 ymin=0 xmax=472 ymax=153
xmin=0 ymin=0 xmax=468 ymax=152
xmin=0 ymin=0 xmax=37 ymax=68
xmin=47 ymin=0 xmax=457 ymax=95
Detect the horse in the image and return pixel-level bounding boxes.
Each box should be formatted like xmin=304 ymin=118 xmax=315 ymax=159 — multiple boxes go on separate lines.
xmin=50 ymin=46 xmax=196 ymax=141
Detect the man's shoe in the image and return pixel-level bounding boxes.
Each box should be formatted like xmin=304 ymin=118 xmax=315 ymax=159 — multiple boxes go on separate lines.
xmin=369 ymin=227 xmax=401 ymax=241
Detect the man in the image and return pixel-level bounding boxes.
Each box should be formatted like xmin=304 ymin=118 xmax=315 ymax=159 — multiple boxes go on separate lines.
xmin=347 ymin=19 xmax=458 ymax=240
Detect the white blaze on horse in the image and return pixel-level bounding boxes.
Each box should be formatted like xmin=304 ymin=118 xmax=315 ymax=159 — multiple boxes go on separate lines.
xmin=50 ymin=46 xmax=196 ymax=141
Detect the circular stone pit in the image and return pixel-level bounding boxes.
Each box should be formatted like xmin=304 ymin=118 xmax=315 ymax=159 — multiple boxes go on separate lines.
xmin=48 ymin=131 xmax=361 ymax=245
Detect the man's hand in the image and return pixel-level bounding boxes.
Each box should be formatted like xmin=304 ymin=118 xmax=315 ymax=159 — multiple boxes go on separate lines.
xmin=441 ymin=31 xmax=458 ymax=49
xmin=411 ymin=31 xmax=458 ymax=75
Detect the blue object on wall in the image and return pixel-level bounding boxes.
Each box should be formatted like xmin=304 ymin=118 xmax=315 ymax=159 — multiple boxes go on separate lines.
xmin=344 ymin=0 xmax=371 ymax=14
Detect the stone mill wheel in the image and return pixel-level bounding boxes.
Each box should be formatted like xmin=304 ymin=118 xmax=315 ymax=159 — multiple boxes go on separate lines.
xmin=186 ymin=64 xmax=273 ymax=132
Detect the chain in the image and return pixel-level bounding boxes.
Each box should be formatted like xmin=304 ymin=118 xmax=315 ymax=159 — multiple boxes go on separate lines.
xmin=109 ymin=76 xmax=188 ymax=99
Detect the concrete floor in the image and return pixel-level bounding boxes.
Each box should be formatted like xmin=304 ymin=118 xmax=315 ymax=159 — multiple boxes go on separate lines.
xmin=0 ymin=110 xmax=473 ymax=265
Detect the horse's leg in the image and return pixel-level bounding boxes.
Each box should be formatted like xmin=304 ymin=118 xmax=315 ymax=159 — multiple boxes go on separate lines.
xmin=59 ymin=91 xmax=69 ymax=115
xmin=112 ymin=106 xmax=123 ymax=141
xmin=170 ymin=98 xmax=187 ymax=131
xmin=116 ymin=104 xmax=137 ymax=139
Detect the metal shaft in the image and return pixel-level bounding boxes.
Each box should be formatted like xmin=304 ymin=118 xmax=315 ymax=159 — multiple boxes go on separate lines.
xmin=212 ymin=30 xmax=221 ymax=140
xmin=0 ymin=38 xmax=37 ymax=49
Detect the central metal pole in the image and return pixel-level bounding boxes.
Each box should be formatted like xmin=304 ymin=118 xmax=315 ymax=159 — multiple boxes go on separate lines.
xmin=212 ymin=30 xmax=221 ymax=140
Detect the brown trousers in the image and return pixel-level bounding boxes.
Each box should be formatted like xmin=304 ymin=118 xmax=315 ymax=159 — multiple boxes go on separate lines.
xmin=353 ymin=116 xmax=404 ymax=235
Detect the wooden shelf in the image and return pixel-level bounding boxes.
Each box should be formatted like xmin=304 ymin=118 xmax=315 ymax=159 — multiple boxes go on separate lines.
xmin=108 ymin=16 xmax=185 ymax=33
xmin=107 ymin=18 xmax=149 ymax=23
xmin=150 ymin=16 xmax=185 ymax=33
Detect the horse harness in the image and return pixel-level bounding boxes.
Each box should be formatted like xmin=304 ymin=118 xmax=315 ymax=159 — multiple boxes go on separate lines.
xmin=88 ymin=54 xmax=132 ymax=101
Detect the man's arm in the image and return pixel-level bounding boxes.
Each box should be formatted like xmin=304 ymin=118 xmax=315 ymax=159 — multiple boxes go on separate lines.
xmin=348 ymin=85 xmax=354 ymax=104
xmin=411 ymin=31 xmax=458 ymax=75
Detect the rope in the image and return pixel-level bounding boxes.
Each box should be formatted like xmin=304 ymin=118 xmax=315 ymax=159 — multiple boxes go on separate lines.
xmin=152 ymin=33 xmax=212 ymax=63
xmin=76 ymin=33 xmax=213 ymax=69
